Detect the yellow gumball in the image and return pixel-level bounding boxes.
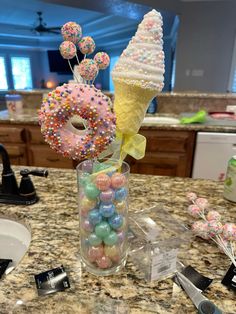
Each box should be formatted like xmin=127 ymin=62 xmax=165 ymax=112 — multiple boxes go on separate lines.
xmin=81 ymin=197 xmax=97 ymax=211
xmin=115 ymin=200 xmax=127 ymax=214
xmin=104 ymin=245 xmax=121 ymax=262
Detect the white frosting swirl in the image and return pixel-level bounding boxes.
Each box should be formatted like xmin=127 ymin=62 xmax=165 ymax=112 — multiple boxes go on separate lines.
xmin=112 ymin=9 xmax=165 ymax=91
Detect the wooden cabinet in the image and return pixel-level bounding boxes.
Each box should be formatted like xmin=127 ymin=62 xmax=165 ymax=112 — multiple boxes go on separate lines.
xmin=126 ymin=129 xmax=196 ymax=177
xmin=0 ymin=123 xmax=196 ymax=176
xmin=0 ymin=125 xmax=28 ymax=165
xmin=27 ymin=125 xmax=73 ymax=169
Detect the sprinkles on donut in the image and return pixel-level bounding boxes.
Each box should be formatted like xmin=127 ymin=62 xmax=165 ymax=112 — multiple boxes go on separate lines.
xmin=39 ymin=83 xmax=116 ymax=160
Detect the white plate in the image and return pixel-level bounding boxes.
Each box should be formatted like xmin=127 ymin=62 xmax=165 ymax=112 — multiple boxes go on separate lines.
xmin=143 ymin=116 xmax=180 ymax=124
xmin=0 ymin=218 xmax=31 ymax=275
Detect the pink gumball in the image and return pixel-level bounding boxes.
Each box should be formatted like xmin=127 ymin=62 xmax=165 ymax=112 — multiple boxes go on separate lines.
xmin=96 ymin=255 xmax=112 ymax=269
xmin=87 ymin=245 xmax=104 ymax=262
xmin=100 ymin=189 xmax=115 ymax=203
xmin=222 ymin=223 xmax=236 ymax=241
xmin=195 ymin=198 xmax=209 ymax=210
xmin=186 ymin=192 xmax=197 ymax=201
xmin=111 ymin=173 xmax=126 ymax=189
xmin=206 ymin=210 xmax=221 ymax=222
xmin=81 ymin=219 xmax=94 ymax=233
xmin=95 ymin=173 xmax=111 ymax=191
xmin=117 ymin=230 xmax=125 ymax=244
xmin=187 ymin=204 xmax=202 ymax=217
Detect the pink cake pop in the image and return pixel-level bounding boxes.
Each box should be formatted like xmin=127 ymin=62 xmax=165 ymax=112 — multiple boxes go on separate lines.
xmin=191 ymin=221 xmax=209 ymax=239
xmin=61 ymin=21 xmax=82 ymax=44
xmin=78 ymin=59 xmax=98 ymax=81
xmin=94 ymin=52 xmax=110 ymax=69
xmin=206 ymin=210 xmax=221 ymax=222
xmin=59 ymin=41 xmax=76 ymax=59
xmin=78 ymin=36 xmax=95 ymax=55
xmin=207 ymin=221 xmax=223 ymax=237
xmin=222 ymin=223 xmax=236 ymax=241
xmin=187 ymin=204 xmax=202 ymax=217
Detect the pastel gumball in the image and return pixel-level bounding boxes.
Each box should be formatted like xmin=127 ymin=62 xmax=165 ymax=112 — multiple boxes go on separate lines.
xmin=61 ymin=21 xmax=82 ymax=44
xmin=81 ymin=160 xmax=93 ymax=173
xmin=96 ymin=256 xmax=112 ymax=269
xmin=195 ymin=198 xmax=209 ymax=210
xmin=59 ymin=41 xmax=77 ymax=59
xmin=115 ymin=187 xmax=127 ymax=201
xmin=95 ymin=173 xmax=111 ymax=191
xmin=206 ymin=210 xmax=221 ymax=222
xmin=186 ymin=192 xmax=197 ymax=201
xmin=78 ymin=59 xmax=98 ymax=81
xmin=108 ymin=213 xmax=123 ymax=229
xmin=88 ymin=233 xmax=102 ymax=246
xmin=207 ymin=221 xmax=223 ymax=237
xmin=191 ymin=221 xmax=209 ymax=239
xmin=115 ymin=200 xmax=127 ymax=213
xmin=87 ymin=245 xmax=104 ymax=262
xmin=94 ymin=52 xmax=110 ymax=70
xmin=222 ymin=223 xmax=236 ymax=241
xmin=117 ymin=230 xmax=125 ymax=243
xmin=111 ymin=173 xmax=126 ymax=189
xmin=84 ymin=183 xmax=100 ymax=200
xmin=187 ymin=204 xmax=202 ymax=217
xmin=78 ymin=36 xmax=95 ymax=55
xmin=81 ymin=219 xmax=94 ymax=233
xmin=104 ymin=245 xmax=121 ymax=262
xmin=95 ymin=221 xmax=111 ymax=239
xmin=80 ymin=197 xmax=96 ymax=211
xmin=88 ymin=209 xmax=102 ymax=226
xmin=104 ymin=231 xmax=118 ymax=246
xmin=100 ymin=189 xmax=115 ymax=204
xmin=99 ymin=203 xmax=115 ymax=218
xmin=79 ymin=172 xmax=91 ymax=186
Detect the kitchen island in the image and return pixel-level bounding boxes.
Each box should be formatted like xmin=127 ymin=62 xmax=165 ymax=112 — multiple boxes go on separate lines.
xmin=0 ymin=167 xmax=235 ymax=313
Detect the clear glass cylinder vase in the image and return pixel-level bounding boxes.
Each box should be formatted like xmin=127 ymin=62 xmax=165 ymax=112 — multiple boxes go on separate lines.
xmin=77 ymin=159 xmax=129 ymax=276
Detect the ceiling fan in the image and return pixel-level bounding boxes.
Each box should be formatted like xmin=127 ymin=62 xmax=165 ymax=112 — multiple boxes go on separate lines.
xmin=31 ymin=11 xmax=61 ymax=35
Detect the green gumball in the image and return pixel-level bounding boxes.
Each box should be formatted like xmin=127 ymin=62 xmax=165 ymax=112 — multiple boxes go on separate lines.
xmin=88 ymin=233 xmax=102 ymax=246
xmin=103 ymin=231 xmax=118 ymax=246
xmin=95 ymin=221 xmax=111 ymax=239
xmin=84 ymin=183 xmax=100 ymax=199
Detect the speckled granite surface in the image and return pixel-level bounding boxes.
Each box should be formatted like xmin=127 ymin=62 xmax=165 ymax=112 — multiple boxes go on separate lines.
xmin=0 ymin=167 xmax=235 ymax=313
xmin=0 ymin=110 xmax=236 ymax=133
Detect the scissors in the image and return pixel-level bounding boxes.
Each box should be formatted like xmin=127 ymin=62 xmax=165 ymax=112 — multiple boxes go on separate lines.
xmin=176 ymin=271 xmax=222 ymax=314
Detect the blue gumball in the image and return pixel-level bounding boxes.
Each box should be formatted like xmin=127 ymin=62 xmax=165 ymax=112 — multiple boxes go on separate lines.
xmin=108 ymin=213 xmax=123 ymax=229
xmin=99 ymin=203 xmax=115 ymax=218
xmin=88 ymin=209 xmax=102 ymax=226
xmin=115 ymin=187 xmax=127 ymax=201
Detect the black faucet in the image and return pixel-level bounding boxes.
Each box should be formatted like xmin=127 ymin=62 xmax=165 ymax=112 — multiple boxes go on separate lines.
xmin=0 ymin=144 xmax=48 ymax=205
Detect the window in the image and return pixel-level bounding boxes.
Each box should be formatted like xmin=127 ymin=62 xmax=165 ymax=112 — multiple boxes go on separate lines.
xmin=11 ymin=57 xmax=32 ymax=90
xmin=0 ymin=57 xmax=8 ymax=90
xmin=109 ymin=55 xmax=119 ymax=92
xmin=228 ymin=37 xmax=236 ymax=92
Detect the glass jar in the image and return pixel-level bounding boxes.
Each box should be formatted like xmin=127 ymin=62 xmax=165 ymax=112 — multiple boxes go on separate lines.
xmin=77 ymin=159 xmax=129 ymax=276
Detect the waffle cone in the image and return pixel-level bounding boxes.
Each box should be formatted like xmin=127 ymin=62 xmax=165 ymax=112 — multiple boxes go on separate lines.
xmin=113 ymin=80 xmax=156 ymax=135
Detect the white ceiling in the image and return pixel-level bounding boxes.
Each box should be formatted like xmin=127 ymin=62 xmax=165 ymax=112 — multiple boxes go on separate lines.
xmin=0 ymin=0 xmax=176 ymax=50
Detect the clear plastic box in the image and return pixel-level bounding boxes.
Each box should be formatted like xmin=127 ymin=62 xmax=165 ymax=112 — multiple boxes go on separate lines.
xmin=128 ymin=206 xmax=193 ymax=281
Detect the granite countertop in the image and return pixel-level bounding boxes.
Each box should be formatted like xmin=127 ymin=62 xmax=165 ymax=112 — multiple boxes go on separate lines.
xmin=0 ymin=167 xmax=235 ymax=313
xmin=0 ymin=110 xmax=236 ymax=133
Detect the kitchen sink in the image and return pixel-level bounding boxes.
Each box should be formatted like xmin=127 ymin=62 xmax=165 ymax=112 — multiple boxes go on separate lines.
xmin=0 ymin=218 xmax=31 ymax=275
xmin=143 ymin=116 xmax=180 ymax=124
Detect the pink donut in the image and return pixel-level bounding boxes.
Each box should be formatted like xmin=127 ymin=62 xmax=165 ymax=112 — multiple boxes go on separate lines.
xmin=39 ymin=83 xmax=116 ymax=160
